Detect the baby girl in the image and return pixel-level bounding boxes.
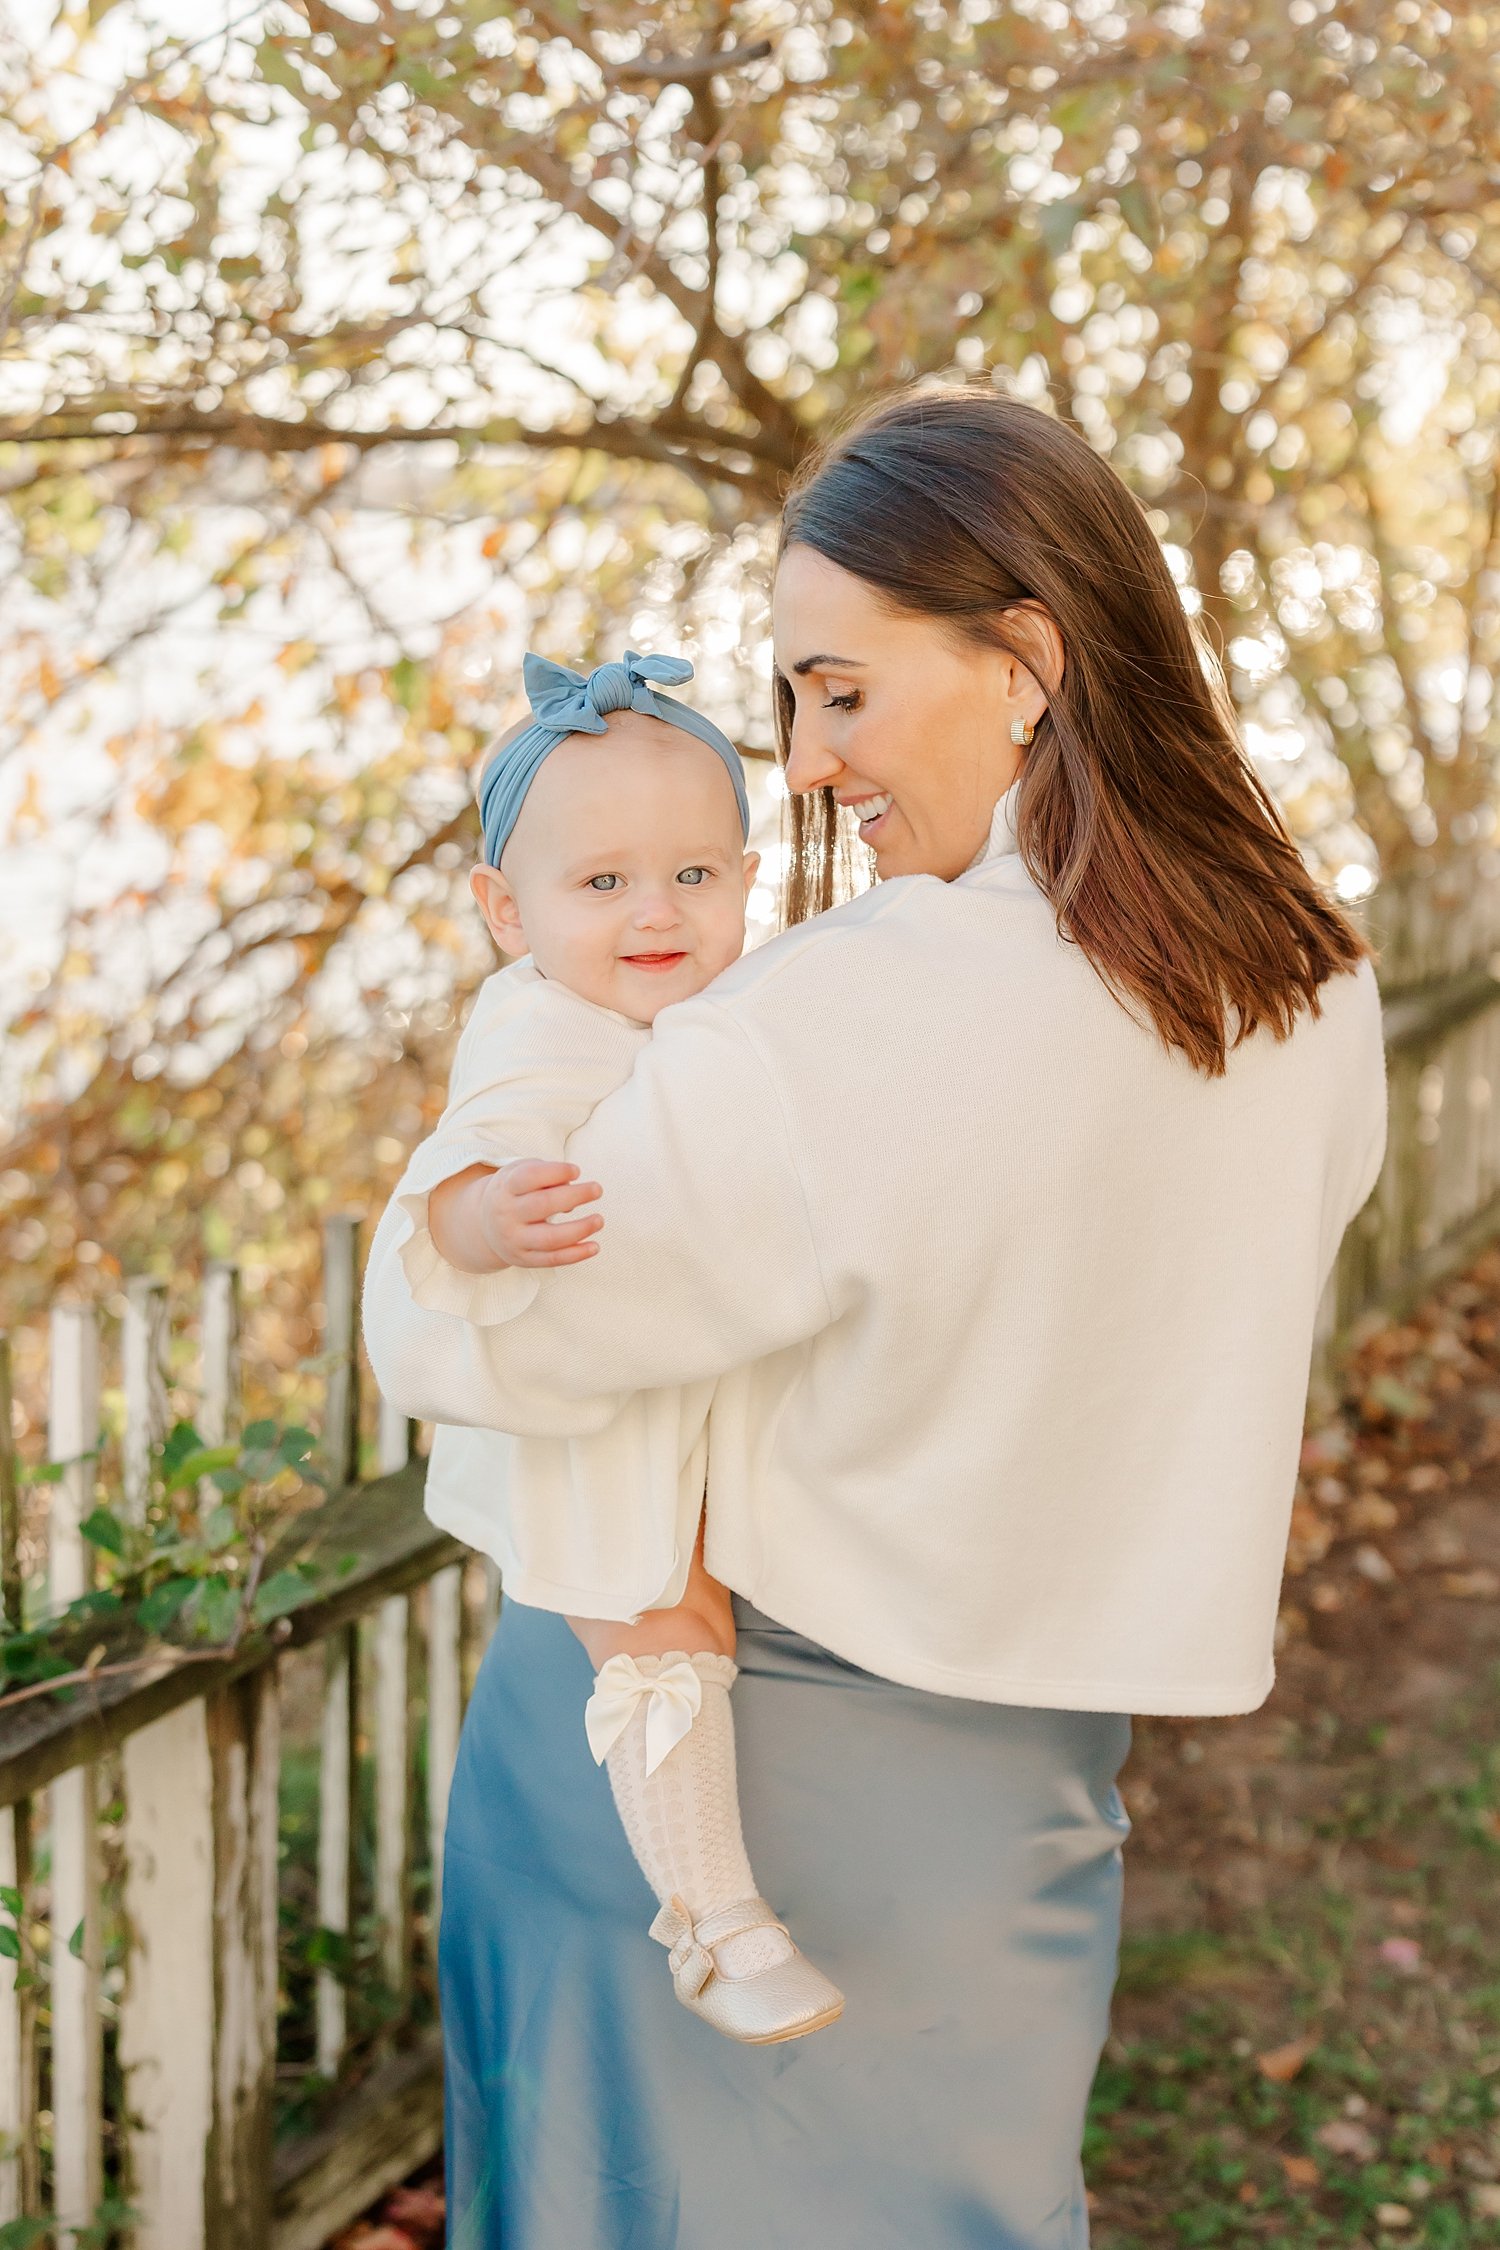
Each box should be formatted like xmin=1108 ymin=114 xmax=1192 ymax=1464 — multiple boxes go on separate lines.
xmin=396 ymin=650 xmax=843 ymax=2046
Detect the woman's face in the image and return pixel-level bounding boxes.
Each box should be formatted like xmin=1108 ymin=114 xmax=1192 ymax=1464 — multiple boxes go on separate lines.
xmin=771 ymin=543 xmax=1057 ymax=882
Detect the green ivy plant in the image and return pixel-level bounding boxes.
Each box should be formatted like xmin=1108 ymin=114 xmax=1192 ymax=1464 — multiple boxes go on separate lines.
xmin=1 ymin=1418 xmax=332 ymax=1707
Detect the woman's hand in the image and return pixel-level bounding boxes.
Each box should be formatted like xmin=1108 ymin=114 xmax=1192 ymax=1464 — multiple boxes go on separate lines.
xmin=428 ymin=1159 xmax=603 ymax=1273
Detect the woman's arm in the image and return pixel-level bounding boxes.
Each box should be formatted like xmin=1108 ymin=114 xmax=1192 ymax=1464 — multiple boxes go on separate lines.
xmin=361 ymin=996 xmax=834 ymax=1436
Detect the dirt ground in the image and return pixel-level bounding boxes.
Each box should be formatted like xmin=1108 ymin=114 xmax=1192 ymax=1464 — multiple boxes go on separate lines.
xmin=333 ymin=1253 xmax=1500 ymax=2250
xmin=1091 ymin=1251 xmax=1500 ymax=2248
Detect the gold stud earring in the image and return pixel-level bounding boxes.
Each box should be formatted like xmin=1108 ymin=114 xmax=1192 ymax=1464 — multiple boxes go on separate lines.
xmin=1010 ymin=716 xmax=1035 ymax=747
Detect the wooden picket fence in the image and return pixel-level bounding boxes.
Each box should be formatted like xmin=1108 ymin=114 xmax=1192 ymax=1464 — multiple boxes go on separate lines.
xmin=2 ymin=847 xmax=1500 ymax=2245
xmin=0 ymin=1219 xmax=490 ymax=2250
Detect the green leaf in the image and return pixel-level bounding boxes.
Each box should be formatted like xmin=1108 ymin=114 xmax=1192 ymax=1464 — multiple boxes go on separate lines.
xmin=163 ymin=1443 xmax=239 ymax=1494
xmin=210 ymin=1466 xmax=247 ymax=1497
xmin=251 ymin=1567 xmax=314 ymax=1625
xmin=1368 ymin=1374 xmax=1430 ymax=1421
xmin=192 ymin=1577 xmax=243 ymax=1644
xmin=390 ymin=656 xmax=426 ymax=711
xmin=203 ymin=1504 xmax=239 ymax=1553
xmin=0 ymin=1886 xmax=22 ymax=1916
xmin=1116 ymin=180 xmax=1160 ymax=251
xmin=79 ymin=1505 xmax=126 ymax=1556
xmin=66 ymin=1589 xmax=122 ymax=1625
xmin=68 ymin=1918 xmax=85 ymax=1959
xmin=257 ymin=37 xmax=307 ymax=102
xmin=0 ymin=2215 xmax=53 ymax=2249
xmin=0 ymin=1927 xmax=18 ymax=1961
xmin=159 ymin=1419 xmax=205 ymax=1479
xmin=242 ymin=1418 xmax=279 ymax=1449
xmin=18 ymin=1459 xmax=64 ymax=1485
xmin=137 ymin=1576 xmax=196 ymax=1634
xmin=279 ymin=1426 xmax=317 ymax=1468
xmin=1039 ymin=197 xmax=1087 ymax=257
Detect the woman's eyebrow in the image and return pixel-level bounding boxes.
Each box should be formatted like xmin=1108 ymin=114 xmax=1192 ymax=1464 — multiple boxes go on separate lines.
xmin=790 ymin=653 xmax=867 ymax=676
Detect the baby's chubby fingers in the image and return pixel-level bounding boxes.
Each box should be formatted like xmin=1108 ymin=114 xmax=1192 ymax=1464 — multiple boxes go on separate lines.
xmin=495 ymin=1159 xmax=602 ymax=1223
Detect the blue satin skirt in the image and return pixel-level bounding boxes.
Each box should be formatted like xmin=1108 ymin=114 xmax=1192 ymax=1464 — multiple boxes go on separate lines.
xmin=440 ymin=1594 xmax=1132 ymax=2250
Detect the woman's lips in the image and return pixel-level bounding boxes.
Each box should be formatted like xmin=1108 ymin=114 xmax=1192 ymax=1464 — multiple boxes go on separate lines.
xmin=620 ymin=951 xmax=688 ymax=973
xmin=844 ymin=790 xmax=895 ymax=841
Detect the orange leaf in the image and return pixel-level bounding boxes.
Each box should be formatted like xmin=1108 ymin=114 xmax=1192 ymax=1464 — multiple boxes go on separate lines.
xmin=1279 ymin=2153 xmax=1320 ymax=2189
xmin=1257 ymin=2035 xmax=1315 ymax=2082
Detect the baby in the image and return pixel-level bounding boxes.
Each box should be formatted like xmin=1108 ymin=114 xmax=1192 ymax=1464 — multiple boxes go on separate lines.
xmin=402 ymin=650 xmax=843 ymax=2046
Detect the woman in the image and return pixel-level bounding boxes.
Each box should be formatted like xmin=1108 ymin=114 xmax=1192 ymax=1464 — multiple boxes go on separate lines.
xmin=364 ymin=385 xmax=1388 ymax=2247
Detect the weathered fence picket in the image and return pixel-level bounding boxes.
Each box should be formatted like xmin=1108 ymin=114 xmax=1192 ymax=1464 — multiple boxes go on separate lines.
xmin=48 ymin=1304 xmax=104 ymax=2234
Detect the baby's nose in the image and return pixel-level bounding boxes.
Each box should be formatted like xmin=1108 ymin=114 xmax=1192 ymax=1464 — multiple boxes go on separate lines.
xmin=632 ymin=889 xmax=682 ymax=928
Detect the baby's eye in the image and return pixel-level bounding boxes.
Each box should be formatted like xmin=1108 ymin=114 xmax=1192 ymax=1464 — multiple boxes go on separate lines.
xmin=823 ymin=689 xmax=862 ymax=713
xmin=587 ymin=873 xmax=621 ymax=892
xmin=677 ymin=867 xmax=710 ymax=887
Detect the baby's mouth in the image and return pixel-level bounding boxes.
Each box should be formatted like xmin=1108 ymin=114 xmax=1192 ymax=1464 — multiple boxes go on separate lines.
xmin=620 ymin=950 xmax=688 ymax=973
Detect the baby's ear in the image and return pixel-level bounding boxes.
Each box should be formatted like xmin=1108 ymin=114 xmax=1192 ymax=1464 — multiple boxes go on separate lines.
xmin=741 ymin=849 xmax=762 ymax=897
xmin=470 ymin=863 xmax=527 ymax=955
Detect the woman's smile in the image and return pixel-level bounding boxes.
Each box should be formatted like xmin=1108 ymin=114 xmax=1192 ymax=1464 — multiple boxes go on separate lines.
xmin=840 ymin=788 xmax=895 ymax=841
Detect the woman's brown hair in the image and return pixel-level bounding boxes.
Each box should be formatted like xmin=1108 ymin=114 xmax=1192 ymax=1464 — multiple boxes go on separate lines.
xmin=774 ymin=384 xmax=1371 ymax=1078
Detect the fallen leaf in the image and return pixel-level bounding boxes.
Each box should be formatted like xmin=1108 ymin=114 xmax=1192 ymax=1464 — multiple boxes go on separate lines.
xmin=1378 ymin=1936 xmax=1423 ymax=1973
xmin=1280 ymin=2152 xmax=1320 ymax=2188
xmin=1375 ymin=2204 xmax=1413 ymax=2227
xmin=1236 ymin=2179 xmax=1259 ymax=2203
xmin=1316 ymin=2117 xmax=1379 ymax=2161
xmin=1441 ymin=1568 xmax=1500 ymax=1599
xmin=1258 ymin=2035 xmax=1316 ymax=2082
xmin=383 ymin=2186 xmax=445 ymax=2243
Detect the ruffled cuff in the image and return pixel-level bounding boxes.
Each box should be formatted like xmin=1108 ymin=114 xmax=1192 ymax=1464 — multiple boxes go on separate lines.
xmin=393 ymin=1143 xmax=542 ymax=1327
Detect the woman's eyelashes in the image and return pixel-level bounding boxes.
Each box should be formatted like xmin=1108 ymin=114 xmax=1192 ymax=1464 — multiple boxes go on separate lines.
xmin=823 ymin=689 xmax=862 ymax=713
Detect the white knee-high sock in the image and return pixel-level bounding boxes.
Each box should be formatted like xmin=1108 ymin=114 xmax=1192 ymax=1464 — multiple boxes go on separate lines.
xmin=589 ymin=1651 xmax=793 ymax=1978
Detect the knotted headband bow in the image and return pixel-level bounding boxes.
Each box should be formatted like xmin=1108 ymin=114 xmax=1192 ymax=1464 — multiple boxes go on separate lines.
xmin=478 ymin=649 xmax=751 ymax=867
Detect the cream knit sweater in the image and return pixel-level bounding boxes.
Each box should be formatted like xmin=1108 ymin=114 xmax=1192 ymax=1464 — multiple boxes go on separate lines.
xmin=391 ymin=958 xmax=709 ymax=1621
xmin=364 ymin=781 xmax=1388 ymax=1715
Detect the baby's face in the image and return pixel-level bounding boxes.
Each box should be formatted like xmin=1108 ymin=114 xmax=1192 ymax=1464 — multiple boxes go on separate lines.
xmin=471 ymin=711 xmax=759 ymax=1023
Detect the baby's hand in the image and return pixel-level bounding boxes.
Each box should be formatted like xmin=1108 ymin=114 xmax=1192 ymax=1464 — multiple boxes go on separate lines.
xmin=479 ymin=1159 xmax=603 ymax=1269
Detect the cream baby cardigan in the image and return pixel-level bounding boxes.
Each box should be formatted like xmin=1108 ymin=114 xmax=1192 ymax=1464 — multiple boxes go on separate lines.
xmin=391 ymin=958 xmax=711 ymax=1619
xmin=364 ymin=780 xmax=1389 ymax=1715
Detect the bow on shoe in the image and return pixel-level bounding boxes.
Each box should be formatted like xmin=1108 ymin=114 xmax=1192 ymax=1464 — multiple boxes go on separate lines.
xmin=522 ymin=649 xmax=697 ymax=737
xmin=647 ymin=1893 xmax=792 ymax=2003
xmin=649 ymin=1895 xmax=717 ymax=2000
xmin=583 ymin=1652 xmax=703 ymax=1776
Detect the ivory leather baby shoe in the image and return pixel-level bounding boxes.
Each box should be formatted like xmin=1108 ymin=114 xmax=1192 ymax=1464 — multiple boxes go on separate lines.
xmin=649 ymin=1892 xmax=845 ymax=2045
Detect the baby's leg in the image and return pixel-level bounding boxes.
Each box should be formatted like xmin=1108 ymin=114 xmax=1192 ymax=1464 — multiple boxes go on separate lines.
xmin=566 ymin=1507 xmax=734 ymax=1671
xmin=566 ymin=1512 xmax=841 ymax=2043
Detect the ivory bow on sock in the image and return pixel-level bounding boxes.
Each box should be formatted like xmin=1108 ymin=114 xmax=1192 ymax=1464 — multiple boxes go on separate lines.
xmin=584 ymin=1654 xmax=703 ymax=1776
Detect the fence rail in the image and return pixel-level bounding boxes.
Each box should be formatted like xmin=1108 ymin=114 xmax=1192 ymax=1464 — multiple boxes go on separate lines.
xmin=5 ymin=851 xmax=1500 ymax=2244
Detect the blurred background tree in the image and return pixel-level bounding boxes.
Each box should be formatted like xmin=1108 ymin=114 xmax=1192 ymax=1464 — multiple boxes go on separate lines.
xmin=1 ymin=0 xmax=1497 ymax=1441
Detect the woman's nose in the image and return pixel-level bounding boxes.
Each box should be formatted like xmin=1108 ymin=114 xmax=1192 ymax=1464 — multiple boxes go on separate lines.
xmin=783 ymin=720 xmax=843 ymax=796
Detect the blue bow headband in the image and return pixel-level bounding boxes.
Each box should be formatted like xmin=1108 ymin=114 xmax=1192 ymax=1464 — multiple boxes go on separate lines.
xmin=478 ymin=650 xmax=751 ymax=868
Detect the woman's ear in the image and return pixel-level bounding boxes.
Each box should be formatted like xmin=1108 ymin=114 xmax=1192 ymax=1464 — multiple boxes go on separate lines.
xmin=1006 ymin=602 xmax=1066 ymax=714
xmin=470 ymin=862 xmax=527 ymax=955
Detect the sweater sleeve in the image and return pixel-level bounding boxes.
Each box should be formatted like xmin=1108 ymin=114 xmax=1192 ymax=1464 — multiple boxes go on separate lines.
xmin=361 ymin=997 xmax=834 ymax=1436
xmin=388 ymin=966 xmax=650 ymax=1326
